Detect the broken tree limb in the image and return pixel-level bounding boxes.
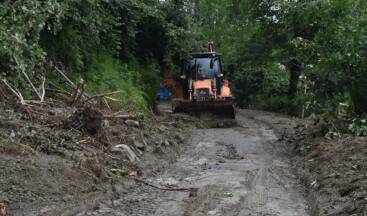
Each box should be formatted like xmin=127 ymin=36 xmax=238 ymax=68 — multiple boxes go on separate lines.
xmin=1 ymin=79 xmax=25 ymax=104
xmin=40 ymin=76 xmax=45 ymax=102
xmin=149 ymin=107 xmax=159 ymax=122
xmin=54 ymin=66 xmax=77 ymax=89
xmin=70 ymin=79 xmax=84 ymax=106
xmin=85 ymin=91 xmax=124 ymax=103
xmin=55 ymin=67 xmax=89 ymax=100
xmin=45 ymin=88 xmax=71 ymax=96
xmin=75 ymin=79 xmax=84 ymax=103
xmin=103 ymin=114 xmax=139 ymax=120
xmin=14 ymin=56 xmax=42 ymax=101
xmin=140 ymin=131 xmax=148 ymax=148
xmin=131 ymin=177 xmax=199 ymax=193
xmin=102 ymin=98 xmax=110 ymax=109
xmin=104 ymin=96 xmax=120 ymax=101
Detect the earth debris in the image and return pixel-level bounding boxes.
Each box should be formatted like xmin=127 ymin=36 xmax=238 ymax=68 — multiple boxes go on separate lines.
xmin=2 ymin=102 xmax=365 ymax=215
xmin=0 ymin=100 xmax=202 ymax=215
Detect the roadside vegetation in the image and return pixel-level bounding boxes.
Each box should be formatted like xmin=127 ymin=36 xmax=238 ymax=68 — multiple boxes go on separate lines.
xmin=0 ymin=0 xmax=205 ymax=111
xmin=199 ymin=0 xmax=367 ymax=137
xmin=2 ymin=0 xmax=367 ymax=136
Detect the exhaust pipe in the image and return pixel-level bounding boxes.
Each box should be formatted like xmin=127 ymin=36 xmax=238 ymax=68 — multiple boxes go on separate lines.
xmin=208 ymin=41 xmax=214 ymax=52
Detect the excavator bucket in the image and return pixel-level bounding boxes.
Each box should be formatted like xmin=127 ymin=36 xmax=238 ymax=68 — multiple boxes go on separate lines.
xmin=173 ymin=99 xmax=236 ymax=119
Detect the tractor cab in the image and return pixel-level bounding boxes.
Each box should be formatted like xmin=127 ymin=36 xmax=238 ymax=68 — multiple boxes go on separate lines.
xmin=182 ymin=52 xmax=223 ymax=81
xmin=181 ymin=52 xmax=224 ymax=99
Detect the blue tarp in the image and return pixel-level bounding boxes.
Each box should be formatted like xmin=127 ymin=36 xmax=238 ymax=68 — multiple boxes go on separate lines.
xmin=157 ymin=85 xmax=170 ymax=101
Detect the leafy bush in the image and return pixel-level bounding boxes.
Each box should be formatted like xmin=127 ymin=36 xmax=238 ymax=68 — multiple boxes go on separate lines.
xmin=133 ymin=64 xmax=160 ymax=109
xmin=69 ymin=53 xmax=148 ymax=111
xmin=232 ymin=67 xmax=266 ymax=108
xmin=315 ymin=93 xmax=367 ymax=138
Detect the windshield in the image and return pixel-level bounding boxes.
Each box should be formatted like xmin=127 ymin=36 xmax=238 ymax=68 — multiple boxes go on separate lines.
xmin=189 ymin=58 xmax=220 ymax=79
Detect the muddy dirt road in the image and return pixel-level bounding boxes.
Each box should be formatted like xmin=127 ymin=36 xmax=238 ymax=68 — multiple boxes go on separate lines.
xmin=151 ymin=110 xmax=310 ymax=216
xmin=81 ymin=110 xmax=311 ymax=216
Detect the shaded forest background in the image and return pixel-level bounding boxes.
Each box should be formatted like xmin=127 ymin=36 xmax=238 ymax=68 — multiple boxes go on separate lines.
xmin=1 ymin=0 xmax=367 ymax=137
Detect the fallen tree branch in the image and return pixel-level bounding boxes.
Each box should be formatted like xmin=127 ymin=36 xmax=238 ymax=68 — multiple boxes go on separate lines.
xmin=14 ymin=56 xmax=42 ymax=101
xmin=70 ymin=79 xmax=84 ymax=106
xmin=85 ymin=91 xmax=123 ymax=102
xmin=149 ymin=107 xmax=159 ymax=122
xmin=131 ymin=177 xmax=199 ymax=193
xmin=102 ymin=98 xmax=110 ymax=109
xmin=103 ymin=99 xmax=133 ymax=117
xmin=45 ymin=88 xmax=71 ymax=96
xmin=54 ymin=66 xmax=77 ymax=89
xmin=103 ymin=114 xmax=139 ymax=120
xmin=1 ymin=79 xmax=25 ymax=104
xmin=40 ymin=76 xmax=45 ymax=102
xmin=55 ymin=66 xmax=89 ymax=100
xmin=104 ymin=96 xmax=120 ymax=101
xmin=140 ymin=131 xmax=148 ymax=148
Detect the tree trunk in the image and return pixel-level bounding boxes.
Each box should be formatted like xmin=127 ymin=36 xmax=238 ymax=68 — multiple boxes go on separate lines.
xmin=287 ymin=59 xmax=301 ymax=100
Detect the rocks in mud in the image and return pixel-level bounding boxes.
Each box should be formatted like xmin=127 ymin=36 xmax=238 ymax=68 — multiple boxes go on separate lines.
xmin=133 ymin=140 xmax=145 ymax=150
xmin=112 ymin=144 xmax=140 ymax=162
xmin=130 ymin=136 xmax=145 ymax=151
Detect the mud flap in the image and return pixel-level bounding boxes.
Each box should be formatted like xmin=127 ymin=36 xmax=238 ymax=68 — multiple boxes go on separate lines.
xmin=172 ymin=99 xmax=236 ymax=119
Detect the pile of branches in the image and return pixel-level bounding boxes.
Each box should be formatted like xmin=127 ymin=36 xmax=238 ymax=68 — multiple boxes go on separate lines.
xmin=1 ymin=67 xmax=122 ymax=110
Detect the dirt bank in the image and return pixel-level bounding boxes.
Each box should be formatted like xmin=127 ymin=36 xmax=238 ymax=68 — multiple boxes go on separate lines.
xmin=291 ymin=127 xmax=367 ymax=215
xmin=248 ymin=109 xmax=367 ymax=215
xmin=0 ymin=104 xmax=204 ymax=215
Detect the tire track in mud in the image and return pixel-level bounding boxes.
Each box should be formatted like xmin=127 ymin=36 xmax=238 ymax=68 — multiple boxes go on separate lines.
xmin=152 ymin=110 xmax=311 ymax=216
xmin=77 ymin=109 xmax=311 ymax=215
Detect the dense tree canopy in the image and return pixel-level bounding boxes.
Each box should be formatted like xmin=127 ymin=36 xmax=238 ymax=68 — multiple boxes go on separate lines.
xmin=0 ymin=0 xmax=205 ymax=109
xmin=198 ymin=0 xmax=367 ymax=135
xmin=2 ymin=0 xmax=367 ymax=135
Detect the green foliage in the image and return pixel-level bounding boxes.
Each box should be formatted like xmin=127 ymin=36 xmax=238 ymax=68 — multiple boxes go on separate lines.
xmin=232 ymin=67 xmax=265 ymax=108
xmin=198 ymin=0 xmax=367 ymax=136
xmin=260 ymin=97 xmax=294 ymax=115
xmin=317 ymin=93 xmax=367 ymax=138
xmin=1 ymin=0 xmax=205 ymax=111
xmin=133 ymin=64 xmax=160 ymax=109
xmin=0 ymin=0 xmax=63 ymax=91
xmin=69 ymin=53 xmax=147 ymax=111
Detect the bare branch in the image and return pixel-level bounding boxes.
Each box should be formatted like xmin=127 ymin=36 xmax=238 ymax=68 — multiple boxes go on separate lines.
xmin=54 ymin=66 xmax=77 ymax=89
xmin=14 ymin=56 xmax=42 ymax=101
xmin=40 ymin=76 xmax=46 ymax=102
xmin=55 ymin=66 xmax=89 ymax=100
xmin=1 ymin=79 xmax=25 ymax=104
xmin=85 ymin=91 xmax=123 ymax=102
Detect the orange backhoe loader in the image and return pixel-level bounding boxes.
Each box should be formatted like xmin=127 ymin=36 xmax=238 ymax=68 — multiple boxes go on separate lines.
xmin=172 ymin=42 xmax=235 ymax=118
